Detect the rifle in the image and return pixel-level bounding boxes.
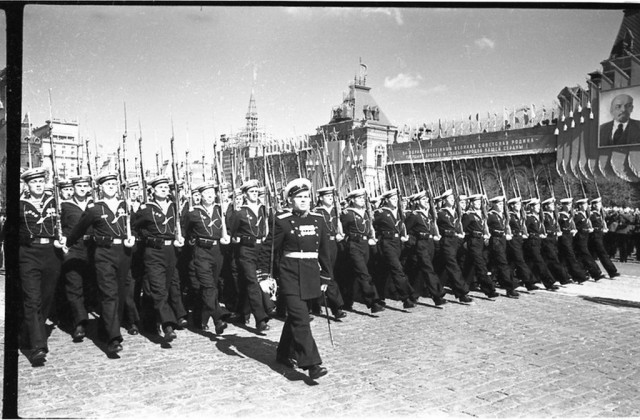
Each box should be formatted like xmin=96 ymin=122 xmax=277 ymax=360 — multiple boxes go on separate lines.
xmin=47 ymin=89 xmax=66 ymax=250
xmin=212 ymin=139 xmax=230 ymax=244
xmin=319 ymin=132 xmax=346 ymax=235
xmin=137 ymin=121 xmax=148 ymax=208
xmin=155 ymin=152 xmax=160 ymax=176
xmin=592 ymin=175 xmax=606 ymax=219
xmin=201 ymin=150 xmax=207 ymax=183
xmin=118 ymin=103 xmax=134 ymax=245
xmin=415 ymin=139 xmax=440 ymax=237
xmin=169 ymin=119 xmax=184 ymax=246
xmin=346 ymin=137 xmax=376 ymax=239
xmin=261 ymin=145 xmax=273 ymax=236
xmin=472 ymin=158 xmax=490 ymax=237
xmin=290 ymin=139 xmax=304 ymax=178
xmin=84 ymin=136 xmax=99 ymax=201
xmin=508 ymin=156 xmax=528 ymax=236
xmin=448 ymin=157 xmax=466 ymax=235
xmin=490 ymin=157 xmax=512 ymax=236
xmin=228 ymin=143 xmax=239 ymax=211
xmin=407 ymin=146 xmax=421 ymax=193
xmin=529 ymin=156 xmax=547 ymax=235
xmin=184 ymin=149 xmax=194 ymax=212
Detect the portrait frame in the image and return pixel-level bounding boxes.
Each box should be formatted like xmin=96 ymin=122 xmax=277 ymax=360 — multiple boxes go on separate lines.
xmin=598 ymin=85 xmax=640 ymax=148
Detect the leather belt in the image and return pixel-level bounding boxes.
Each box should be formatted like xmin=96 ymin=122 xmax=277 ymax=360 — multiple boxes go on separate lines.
xmin=283 ymin=251 xmax=318 ymax=259
xmin=196 ymin=238 xmax=218 ymax=247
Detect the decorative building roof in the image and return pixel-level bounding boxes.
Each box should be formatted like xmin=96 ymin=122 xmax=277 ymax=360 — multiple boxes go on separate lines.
xmin=329 ymin=65 xmax=393 ymax=127
xmin=610 ymin=9 xmax=640 ymax=59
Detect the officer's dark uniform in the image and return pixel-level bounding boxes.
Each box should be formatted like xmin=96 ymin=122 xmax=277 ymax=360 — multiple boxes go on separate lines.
xmin=541 ymin=207 xmax=571 ymax=284
xmin=340 ymin=203 xmax=382 ymax=310
xmin=373 ymin=200 xmax=417 ymax=306
xmin=588 ymin=205 xmax=619 ymax=278
xmin=313 ymin=203 xmax=346 ymax=316
xmin=557 ymin=206 xmax=588 ymax=283
xmin=259 ymin=203 xmax=331 ymax=375
xmin=67 ymin=197 xmax=133 ymax=350
xmin=436 ymin=204 xmax=470 ymax=300
xmin=507 ymin=205 xmax=538 ymax=290
xmin=133 ymin=197 xmax=187 ymax=336
xmin=573 ymin=208 xmax=604 ymax=280
xmin=19 ymin=187 xmax=62 ymax=359
xmin=462 ymin=207 xmax=497 ymax=297
xmin=524 ymin=206 xmax=558 ymax=290
xmin=60 ymin=194 xmax=94 ymax=336
xmin=486 ymin=206 xmax=519 ymax=296
xmin=405 ymin=201 xmax=446 ymax=305
xmin=227 ymin=199 xmax=270 ymax=329
xmin=183 ymin=200 xmax=228 ymax=332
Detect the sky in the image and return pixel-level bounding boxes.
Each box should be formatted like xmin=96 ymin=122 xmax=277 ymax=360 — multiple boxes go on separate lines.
xmin=11 ymin=5 xmax=625 ymax=165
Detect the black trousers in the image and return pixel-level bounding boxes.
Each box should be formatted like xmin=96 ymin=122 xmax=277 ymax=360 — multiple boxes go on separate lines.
xmin=94 ymin=244 xmax=137 ymax=342
xmin=541 ymin=237 xmax=570 ymax=283
xmin=277 ymin=293 xmax=322 ymax=370
xmin=436 ymin=236 xmax=469 ymax=298
xmin=463 ymin=237 xmax=495 ymax=294
xmin=523 ymin=238 xmax=556 ymax=287
xmin=507 ymin=236 xmax=536 ymax=287
xmin=310 ymin=239 xmax=344 ymax=313
xmin=408 ymin=238 xmax=444 ymax=300
xmin=192 ymin=244 xmax=225 ymax=326
xmin=574 ymin=233 xmax=603 ymax=278
xmin=19 ymin=243 xmax=61 ymax=350
xmin=376 ymin=237 xmax=415 ymax=302
xmin=236 ymin=244 xmax=268 ymax=324
xmin=61 ymin=241 xmax=91 ymax=328
xmin=142 ymin=245 xmax=187 ymax=328
xmin=589 ymin=232 xmax=618 ymax=276
xmin=557 ymin=233 xmax=587 ymax=282
xmin=345 ymin=240 xmax=379 ymax=307
xmin=488 ymin=236 xmax=518 ymax=291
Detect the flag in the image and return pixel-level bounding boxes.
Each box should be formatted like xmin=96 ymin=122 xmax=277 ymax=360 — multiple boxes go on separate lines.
xmin=523 ymin=110 xmax=529 ymax=125
xmin=438 ymin=119 xmax=442 ymax=138
xmin=531 ymin=104 xmax=536 ymax=120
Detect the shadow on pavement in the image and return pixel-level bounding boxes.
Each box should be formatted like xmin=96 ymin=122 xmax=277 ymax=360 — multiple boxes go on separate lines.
xmin=190 ymin=328 xmax=319 ymax=385
xmin=580 ymin=295 xmax=640 ymax=309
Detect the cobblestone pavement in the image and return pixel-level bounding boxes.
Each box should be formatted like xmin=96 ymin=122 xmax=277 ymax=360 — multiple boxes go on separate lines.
xmin=3 ymin=262 xmax=640 ymax=418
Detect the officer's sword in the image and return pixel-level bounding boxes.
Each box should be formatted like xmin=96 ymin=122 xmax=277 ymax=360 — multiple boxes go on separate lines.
xmin=321 ymin=290 xmax=334 ymax=348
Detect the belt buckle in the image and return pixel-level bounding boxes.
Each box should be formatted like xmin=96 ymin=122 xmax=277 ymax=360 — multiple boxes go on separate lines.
xmin=165 ymin=240 xmax=173 ymax=246
xmin=256 ymin=239 xmax=262 ymax=244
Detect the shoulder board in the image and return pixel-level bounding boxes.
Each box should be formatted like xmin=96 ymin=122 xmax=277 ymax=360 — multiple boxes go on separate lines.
xmin=277 ymin=212 xmax=293 ymax=219
xmin=308 ymin=211 xmax=321 ymax=217
xmin=192 ymin=205 xmax=207 ymax=213
xmin=145 ymin=201 xmax=161 ymax=210
xmin=87 ymin=203 xmax=94 ymax=208
xmin=559 ymin=211 xmax=570 ymax=217
xmin=489 ymin=209 xmax=500 ymax=214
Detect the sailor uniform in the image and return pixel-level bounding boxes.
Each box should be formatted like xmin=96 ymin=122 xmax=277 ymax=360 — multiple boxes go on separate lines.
xmin=19 ymin=195 xmax=62 ymax=354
